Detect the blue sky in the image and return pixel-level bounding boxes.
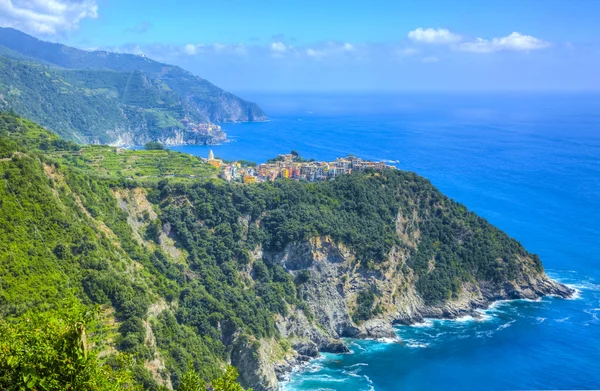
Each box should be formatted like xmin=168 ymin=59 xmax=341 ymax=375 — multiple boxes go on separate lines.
xmin=1 ymin=0 xmax=599 ymax=92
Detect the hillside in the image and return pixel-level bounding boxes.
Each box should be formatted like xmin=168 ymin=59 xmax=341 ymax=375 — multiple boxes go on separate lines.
xmin=0 ymin=113 xmax=572 ymax=391
xmin=0 ymin=27 xmax=267 ymax=145
xmin=0 ymin=56 xmax=228 ymax=145
xmin=0 ymin=28 xmax=267 ymax=123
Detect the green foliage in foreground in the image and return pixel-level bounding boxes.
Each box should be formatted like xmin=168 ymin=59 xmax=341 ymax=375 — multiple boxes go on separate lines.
xmin=0 ymin=111 xmax=217 ymax=184
xmin=352 ymin=287 xmax=384 ymax=323
xmin=0 ymin=307 xmax=250 ymax=391
xmin=178 ymin=366 xmax=250 ymax=391
xmin=0 ymin=305 xmax=138 ymax=391
xmin=49 ymin=146 xmax=217 ymax=184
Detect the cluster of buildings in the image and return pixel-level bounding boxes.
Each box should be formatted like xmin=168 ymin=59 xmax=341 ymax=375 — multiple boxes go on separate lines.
xmin=205 ymin=151 xmax=396 ymax=184
xmin=180 ymin=118 xmax=222 ymax=135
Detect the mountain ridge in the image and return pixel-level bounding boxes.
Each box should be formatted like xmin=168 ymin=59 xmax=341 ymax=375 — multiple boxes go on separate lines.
xmin=0 ymin=27 xmax=267 ymax=145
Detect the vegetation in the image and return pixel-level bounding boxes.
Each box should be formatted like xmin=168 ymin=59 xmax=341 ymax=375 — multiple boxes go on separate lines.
xmin=0 ymin=113 xmax=226 ymax=388
xmin=158 ymin=165 xmax=540 ymax=306
xmin=49 ymin=146 xmax=217 ymax=184
xmin=352 ymin=287 xmax=384 ymax=323
xmin=0 ymin=55 xmax=226 ymax=144
xmin=0 ymin=304 xmax=138 ymax=391
xmin=0 ymin=112 xmax=543 ymax=389
xmin=0 ymin=27 xmax=267 ymax=134
xmin=145 ymin=142 xmax=165 ymax=150
xmin=266 ymin=151 xmax=315 ymax=164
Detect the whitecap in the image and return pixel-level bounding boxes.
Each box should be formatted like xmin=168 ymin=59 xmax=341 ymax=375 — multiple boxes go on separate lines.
xmin=565 ymin=285 xmax=583 ymax=300
xmin=473 ymin=310 xmax=494 ymax=322
xmin=303 ymin=374 xmax=347 ymax=382
xmin=583 ymin=308 xmax=600 ymax=322
xmin=475 ymin=330 xmax=496 ymax=339
xmin=349 ymin=343 xmax=366 ymax=353
xmin=495 ymin=320 xmax=515 ymax=331
xmin=375 ymin=336 xmax=401 ymax=343
xmin=410 ymin=320 xmax=434 ymax=328
xmin=404 ymin=338 xmax=430 ymax=348
xmin=345 ymin=363 xmax=369 ymax=369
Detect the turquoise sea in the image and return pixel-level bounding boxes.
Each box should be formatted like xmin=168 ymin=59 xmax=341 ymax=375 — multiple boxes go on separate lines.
xmin=172 ymin=93 xmax=600 ymax=390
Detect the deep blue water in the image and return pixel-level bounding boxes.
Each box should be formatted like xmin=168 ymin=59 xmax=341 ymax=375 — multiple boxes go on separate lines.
xmin=172 ymin=93 xmax=600 ymax=390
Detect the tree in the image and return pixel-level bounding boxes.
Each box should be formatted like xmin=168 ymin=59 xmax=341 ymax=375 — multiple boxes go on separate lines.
xmin=177 ymin=370 xmax=204 ymax=391
xmin=145 ymin=141 xmax=164 ymax=150
xmin=212 ymin=366 xmax=251 ymax=391
xmin=0 ymin=310 xmax=138 ymax=391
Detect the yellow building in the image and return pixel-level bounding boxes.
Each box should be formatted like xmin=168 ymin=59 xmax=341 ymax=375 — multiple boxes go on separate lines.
xmin=243 ymin=175 xmax=256 ymax=184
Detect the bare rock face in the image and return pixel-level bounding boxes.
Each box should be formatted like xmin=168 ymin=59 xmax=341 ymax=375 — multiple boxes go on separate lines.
xmin=230 ymin=335 xmax=279 ymax=391
xmin=262 ymin=232 xmax=572 ymax=356
xmin=234 ymin=209 xmax=573 ymax=391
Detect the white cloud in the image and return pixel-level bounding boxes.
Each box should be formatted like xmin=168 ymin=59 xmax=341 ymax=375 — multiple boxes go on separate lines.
xmin=184 ymin=43 xmax=201 ymax=55
xmin=270 ymin=42 xmax=288 ymax=52
xmin=0 ymin=0 xmax=98 ymax=35
xmin=408 ymin=28 xmax=462 ymax=44
xmin=457 ymin=32 xmax=550 ymax=53
xmin=305 ymin=42 xmax=359 ymax=58
xmin=343 ymin=43 xmax=355 ymax=51
xmin=306 ymin=48 xmax=325 ymax=57
xmin=181 ymin=43 xmax=249 ymax=56
xmin=212 ymin=42 xmax=227 ymax=52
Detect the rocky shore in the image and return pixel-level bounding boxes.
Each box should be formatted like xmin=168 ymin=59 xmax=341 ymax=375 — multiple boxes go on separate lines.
xmin=235 ymin=235 xmax=573 ymax=391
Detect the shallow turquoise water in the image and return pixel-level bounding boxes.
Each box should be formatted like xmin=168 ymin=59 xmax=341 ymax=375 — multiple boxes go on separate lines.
xmin=172 ymin=93 xmax=600 ymax=390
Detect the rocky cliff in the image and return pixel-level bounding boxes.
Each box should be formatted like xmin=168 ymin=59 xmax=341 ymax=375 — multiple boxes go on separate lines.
xmin=238 ymin=233 xmax=571 ymax=390
xmin=240 ymin=225 xmax=572 ymax=389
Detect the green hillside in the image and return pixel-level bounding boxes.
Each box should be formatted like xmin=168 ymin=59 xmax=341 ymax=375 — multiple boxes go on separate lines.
xmin=0 ymin=27 xmax=267 ymax=124
xmin=0 ymin=113 xmax=561 ymax=391
xmin=0 ymin=56 xmax=226 ymax=145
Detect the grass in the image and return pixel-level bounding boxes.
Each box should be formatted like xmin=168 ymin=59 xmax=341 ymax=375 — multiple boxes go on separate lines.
xmin=48 ymin=146 xmax=217 ymax=184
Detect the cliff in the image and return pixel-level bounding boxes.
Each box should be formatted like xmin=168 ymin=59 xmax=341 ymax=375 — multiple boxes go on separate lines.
xmin=0 ymin=114 xmax=572 ymax=390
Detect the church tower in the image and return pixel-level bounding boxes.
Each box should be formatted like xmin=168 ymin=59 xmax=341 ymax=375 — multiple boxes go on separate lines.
xmin=208 ymin=149 xmax=215 ymax=160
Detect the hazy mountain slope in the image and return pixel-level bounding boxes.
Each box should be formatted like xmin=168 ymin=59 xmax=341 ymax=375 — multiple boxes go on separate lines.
xmin=0 ymin=28 xmax=267 ymax=123
xmin=0 ymin=55 xmax=226 ymax=145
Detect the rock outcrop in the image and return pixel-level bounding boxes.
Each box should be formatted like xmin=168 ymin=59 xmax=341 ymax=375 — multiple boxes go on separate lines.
xmin=242 ymin=225 xmax=573 ymax=389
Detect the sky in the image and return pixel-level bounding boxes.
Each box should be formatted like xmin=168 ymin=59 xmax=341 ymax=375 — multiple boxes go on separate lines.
xmin=1 ymin=0 xmax=599 ymax=93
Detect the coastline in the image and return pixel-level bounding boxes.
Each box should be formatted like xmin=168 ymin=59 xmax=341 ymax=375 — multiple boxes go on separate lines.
xmin=277 ymin=281 xmax=575 ymax=390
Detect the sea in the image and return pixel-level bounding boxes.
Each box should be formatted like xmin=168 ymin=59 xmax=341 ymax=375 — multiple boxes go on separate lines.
xmin=171 ymin=92 xmax=600 ymax=391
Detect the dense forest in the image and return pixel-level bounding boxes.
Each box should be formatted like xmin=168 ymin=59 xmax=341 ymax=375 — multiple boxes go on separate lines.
xmin=0 ymin=112 xmax=546 ymax=390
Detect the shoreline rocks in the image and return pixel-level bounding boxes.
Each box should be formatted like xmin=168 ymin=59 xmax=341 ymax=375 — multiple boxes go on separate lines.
xmin=243 ymin=236 xmax=574 ymax=391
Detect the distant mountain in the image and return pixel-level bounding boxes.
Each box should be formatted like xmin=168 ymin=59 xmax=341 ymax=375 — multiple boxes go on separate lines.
xmin=0 ymin=55 xmax=229 ymax=145
xmin=0 ymin=28 xmax=266 ymax=145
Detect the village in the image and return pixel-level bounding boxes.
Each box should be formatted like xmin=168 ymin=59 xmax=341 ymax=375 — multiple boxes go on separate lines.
xmin=204 ymin=150 xmax=397 ymax=183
